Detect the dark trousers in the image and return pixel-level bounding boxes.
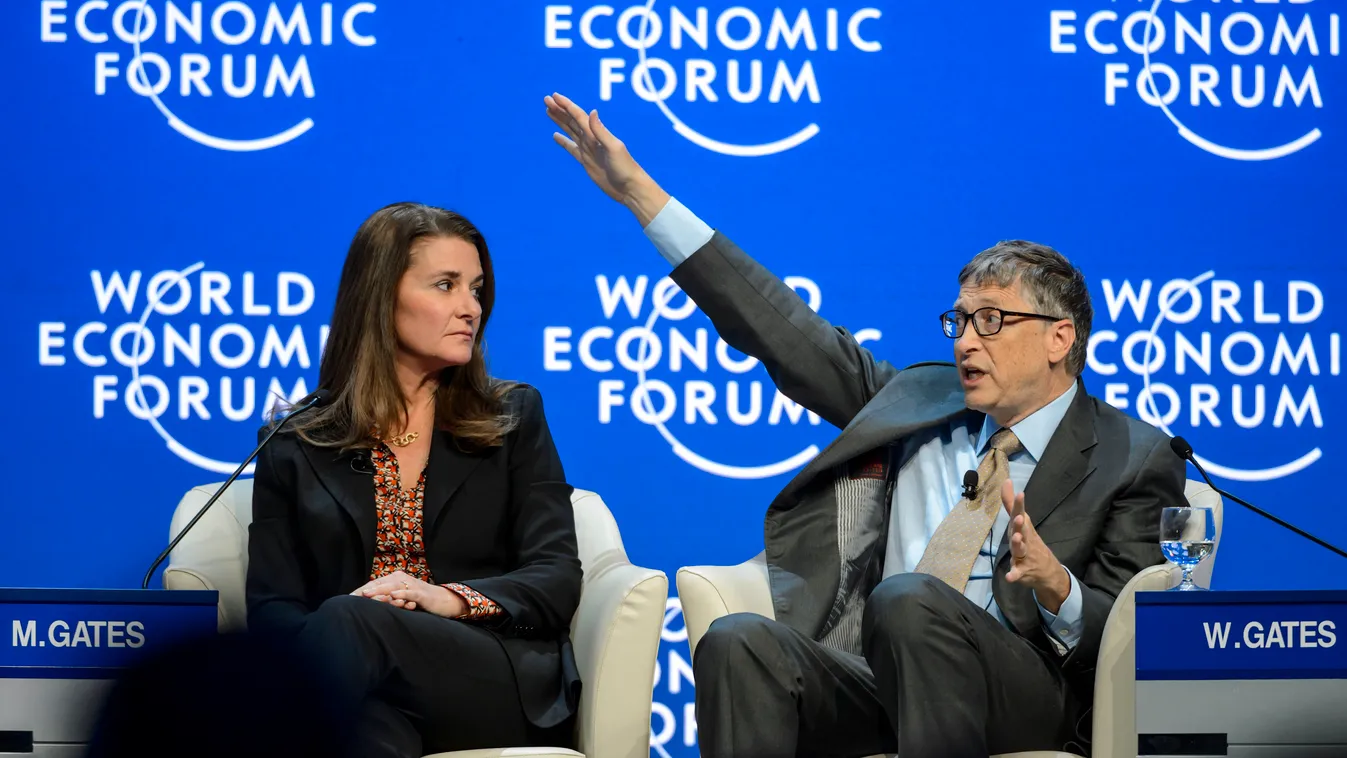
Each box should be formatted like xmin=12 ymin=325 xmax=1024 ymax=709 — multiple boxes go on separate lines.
xmin=298 ymin=594 xmax=545 ymax=758
xmin=693 ymin=574 xmax=1079 ymax=758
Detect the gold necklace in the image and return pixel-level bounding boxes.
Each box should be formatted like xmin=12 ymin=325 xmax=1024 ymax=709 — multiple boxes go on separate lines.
xmin=385 ymin=431 xmax=419 ymax=447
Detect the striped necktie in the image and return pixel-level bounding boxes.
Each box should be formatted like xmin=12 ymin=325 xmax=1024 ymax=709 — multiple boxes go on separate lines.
xmin=913 ymin=428 xmax=1025 ymax=592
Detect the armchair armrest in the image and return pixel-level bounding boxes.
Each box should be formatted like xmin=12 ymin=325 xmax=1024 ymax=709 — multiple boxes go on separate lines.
xmin=1089 ymin=563 xmax=1179 ymax=758
xmin=676 ymin=552 xmax=774 ymax=657
xmin=994 ymin=565 xmax=1180 ymax=758
xmin=570 ymin=560 xmax=668 ymax=758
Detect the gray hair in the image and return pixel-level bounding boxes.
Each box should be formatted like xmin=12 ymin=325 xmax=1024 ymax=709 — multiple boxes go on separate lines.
xmin=957 ymin=240 xmax=1093 ymax=376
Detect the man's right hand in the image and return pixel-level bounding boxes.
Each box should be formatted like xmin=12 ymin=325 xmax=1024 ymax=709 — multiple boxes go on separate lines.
xmin=545 ymin=92 xmax=670 ymax=226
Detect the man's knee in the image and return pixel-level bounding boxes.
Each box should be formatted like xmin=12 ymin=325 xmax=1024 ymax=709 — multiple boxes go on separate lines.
xmin=694 ymin=612 xmax=799 ymax=712
xmin=863 ymin=573 xmax=965 ymax=644
xmin=694 ymin=612 xmax=785 ymax=674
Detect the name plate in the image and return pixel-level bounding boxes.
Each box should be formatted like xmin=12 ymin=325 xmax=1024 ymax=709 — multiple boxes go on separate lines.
xmin=1136 ymin=589 xmax=1347 ymax=681
xmin=0 ymin=588 xmax=218 ymax=678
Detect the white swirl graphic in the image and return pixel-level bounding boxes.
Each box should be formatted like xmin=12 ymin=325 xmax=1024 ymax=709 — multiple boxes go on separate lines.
xmin=634 ymin=0 xmax=821 ymax=157
xmin=1140 ymin=0 xmax=1322 ymax=161
xmin=629 ymin=285 xmax=819 ymax=480
xmin=131 ymin=2 xmax=314 ymax=152
xmin=1138 ymin=271 xmax=1321 ymax=481
xmin=129 ymin=262 xmax=264 ymax=475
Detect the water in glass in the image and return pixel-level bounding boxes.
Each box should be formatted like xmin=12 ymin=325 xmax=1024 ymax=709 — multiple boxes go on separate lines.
xmin=1160 ymin=539 xmax=1214 ymax=567
xmin=1160 ymin=506 xmax=1215 ymax=591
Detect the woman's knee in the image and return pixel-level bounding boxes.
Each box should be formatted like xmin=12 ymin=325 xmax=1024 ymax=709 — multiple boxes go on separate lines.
xmin=303 ymin=595 xmax=401 ymax=641
xmin=316 ymin=594 xmax=385 ymax=620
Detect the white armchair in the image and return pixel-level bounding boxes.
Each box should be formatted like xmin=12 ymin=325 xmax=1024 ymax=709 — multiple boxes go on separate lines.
xmin=676 ymin=479 xmax=1223 ymax=758
xmin=162 ymin=480 xmax=668 ymax=758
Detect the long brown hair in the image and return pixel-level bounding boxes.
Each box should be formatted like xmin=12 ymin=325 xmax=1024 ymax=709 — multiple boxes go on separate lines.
xmin=281 ymin=202 xmax=518 ymax=451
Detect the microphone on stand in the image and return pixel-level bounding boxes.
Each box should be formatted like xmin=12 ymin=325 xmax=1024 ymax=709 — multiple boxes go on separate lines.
xmin=141 ymin=389 xmax=333 ymax=589
xmin=962 ymin=470 xmax=979 ymax=500
xmin=1169 ymin=436 xmax=1347 ymax=561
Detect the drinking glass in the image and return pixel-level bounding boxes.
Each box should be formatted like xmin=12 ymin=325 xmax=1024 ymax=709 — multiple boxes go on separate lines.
xmin=1160 ymin=507 xmax=1215 ymax=591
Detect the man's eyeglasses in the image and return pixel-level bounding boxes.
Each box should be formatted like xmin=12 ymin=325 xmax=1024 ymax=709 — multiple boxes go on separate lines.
xmin=940 ymin=307 xmax=1066 ymax=339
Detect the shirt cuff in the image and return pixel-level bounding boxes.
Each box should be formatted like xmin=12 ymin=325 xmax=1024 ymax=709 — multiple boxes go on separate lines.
xmin=1036 ymin=568 xmax=1085 ymax=652
xmin=443 ymin=582 xmax=504 ymax=621
xmin=643 ymin=196 xmax=714 ymax=266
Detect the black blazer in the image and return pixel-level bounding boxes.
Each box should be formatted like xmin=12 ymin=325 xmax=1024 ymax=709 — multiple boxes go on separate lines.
xmin=245 ymin=384 xmax=583 ymax=729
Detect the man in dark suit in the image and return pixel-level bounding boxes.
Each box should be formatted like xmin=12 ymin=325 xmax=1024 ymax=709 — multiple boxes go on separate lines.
xmin=545 ymin=93 xmax=1186 ymax=757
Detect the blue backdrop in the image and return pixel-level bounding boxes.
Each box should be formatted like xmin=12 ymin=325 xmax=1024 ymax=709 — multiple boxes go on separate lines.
xmin=5 ymin=2 xmax=1345 ymax=754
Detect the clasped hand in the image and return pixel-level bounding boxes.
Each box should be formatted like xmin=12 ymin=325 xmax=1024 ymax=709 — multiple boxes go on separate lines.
xmin=1000 ymin=480 xmax=1071 ymax=613
xmin=349 ymin=570 xmax=466 ymax=618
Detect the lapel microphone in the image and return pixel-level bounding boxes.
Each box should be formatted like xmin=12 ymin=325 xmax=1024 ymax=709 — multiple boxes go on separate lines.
xmin=962 ymin=470 xmax=979 ymax=500
xmin=351 ymin=452 xmax=373 ymax=475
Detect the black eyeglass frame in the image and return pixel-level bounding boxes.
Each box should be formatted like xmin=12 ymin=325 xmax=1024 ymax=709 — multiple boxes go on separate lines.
xmin=939 ymin=307 xmax=1067 ymax=338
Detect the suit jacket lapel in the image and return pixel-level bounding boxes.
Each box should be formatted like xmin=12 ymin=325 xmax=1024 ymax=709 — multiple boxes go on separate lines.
xmin=299 ymin=443 xmax=377 ymax=573
xmin=1022 ymin=382 xmax=1098 ymax=530
xmin=994 ymin=383 xmax=1098 ymax=638
xmin=421 ymin=430 xmax=483 ymax=537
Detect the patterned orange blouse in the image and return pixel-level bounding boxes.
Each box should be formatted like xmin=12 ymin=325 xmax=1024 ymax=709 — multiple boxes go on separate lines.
xmin=369 ymin=441 xmax=502 ymax=620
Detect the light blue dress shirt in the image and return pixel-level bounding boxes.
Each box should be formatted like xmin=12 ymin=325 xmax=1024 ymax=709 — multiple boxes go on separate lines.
xmin=644 ymin=197 xmax=715 ymax=266
xmin=643 ymin=196 xmax=1086 ymax=650
xmin=882 ymin=384 xmax=1084 ymax=650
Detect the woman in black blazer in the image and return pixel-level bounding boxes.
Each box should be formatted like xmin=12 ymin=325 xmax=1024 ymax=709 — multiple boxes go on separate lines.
xmin=245 ymin=202 xmax=582 ymax=757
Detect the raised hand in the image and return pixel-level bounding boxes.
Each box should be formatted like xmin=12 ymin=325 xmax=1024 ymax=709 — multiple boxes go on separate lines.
xmin=1000 ymin=479 xmax=1072 ymax=613
xmin=544 ymin=92 xmax=669 ymax=225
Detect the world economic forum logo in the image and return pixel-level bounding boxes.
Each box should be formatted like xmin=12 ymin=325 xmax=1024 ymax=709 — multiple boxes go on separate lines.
xmin=39 ymin=1 xmax=377 ymax=151
xmin=543 ymin=273 xmax=882 ymax=479
xmin=37 ymin=262 xmax=327 ymax=474
xmin=1088 ymin=271 xmax=1337 ymax=482
xmin=1049 ymin=1 xmax=1338 ymax=160
xmin=544 ymin=3 xmax=884 ymax=157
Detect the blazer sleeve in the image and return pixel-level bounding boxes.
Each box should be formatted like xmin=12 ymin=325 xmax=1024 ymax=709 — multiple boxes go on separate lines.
xmin=454 ymin=386 xmax=583 ymax=636
xmin=245 ymin=433 xmax=312 ymax=634
xmin=670 ymin=231 xmax=901 ymax=429
xmin=1062 ymin=434 xmax=1185 ymax=675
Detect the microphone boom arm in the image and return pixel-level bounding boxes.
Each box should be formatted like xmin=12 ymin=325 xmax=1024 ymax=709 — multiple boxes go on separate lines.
xmin=140 ymin=392 xmax=328 ymax=589
xmin=1207 ymin=481 xmax=1347 ymax=561
xmin=1172 ymin=437 xmax=1347 ymax=561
